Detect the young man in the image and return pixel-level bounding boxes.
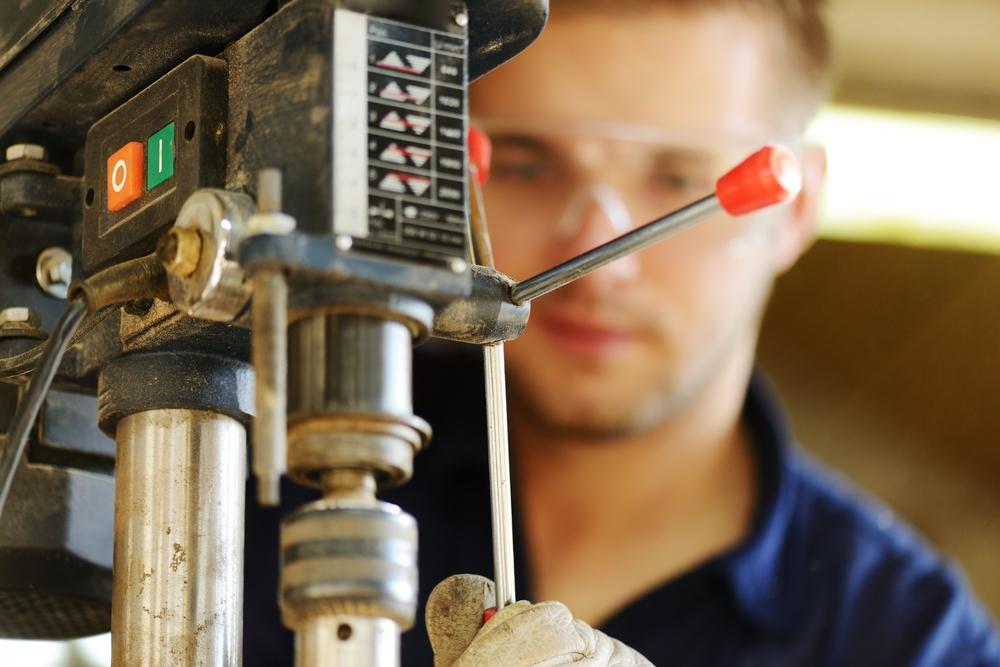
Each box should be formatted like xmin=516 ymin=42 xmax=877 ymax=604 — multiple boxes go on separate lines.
xmin=244 ymin=1 xmax=1000 ymax=664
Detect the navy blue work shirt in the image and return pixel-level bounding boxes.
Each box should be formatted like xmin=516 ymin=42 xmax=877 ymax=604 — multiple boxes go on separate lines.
xmin=244 ymin=348 xmax=1000 ymax=665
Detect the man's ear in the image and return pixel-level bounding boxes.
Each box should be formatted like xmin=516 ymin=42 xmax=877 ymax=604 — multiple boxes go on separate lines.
xmin=771 ymin=144 xmax=826 ymax=273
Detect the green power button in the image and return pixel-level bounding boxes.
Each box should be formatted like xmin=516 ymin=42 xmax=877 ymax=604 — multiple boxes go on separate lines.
xmin=146 ymin=122 xmax=175 ymax=190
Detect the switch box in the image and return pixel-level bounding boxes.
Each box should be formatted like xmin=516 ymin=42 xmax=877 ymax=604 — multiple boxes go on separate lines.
xmin=82 ymin=56 xmax=227 ymax=272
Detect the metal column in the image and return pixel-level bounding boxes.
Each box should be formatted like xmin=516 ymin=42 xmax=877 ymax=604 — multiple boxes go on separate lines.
xmin=112 ymin=409 xmax=246 ymax=667
xmin=296 ymin=616 xmax=399 ymax=667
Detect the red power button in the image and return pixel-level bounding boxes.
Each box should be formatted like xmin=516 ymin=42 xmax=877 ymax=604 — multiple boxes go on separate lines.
xmin=107 ymin=142 xmax=144 ymax=212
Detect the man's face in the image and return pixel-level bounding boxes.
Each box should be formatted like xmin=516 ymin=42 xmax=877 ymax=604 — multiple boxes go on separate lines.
xmin=471 ymin=9 xmax=817 ymax=438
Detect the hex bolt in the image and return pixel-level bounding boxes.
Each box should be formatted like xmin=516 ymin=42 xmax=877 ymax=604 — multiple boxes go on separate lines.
xmin=157 ymin=228 xmax=203 ymax=278
xmin=5 ymin=144 xmax=47 ymax=162
xmin=35 ymin=246 xmax=73 ymax=299
xmin=0 ymin=307 xmax=41 ymax=329
xmin=453 ymin=10 xmax=469 ymax=27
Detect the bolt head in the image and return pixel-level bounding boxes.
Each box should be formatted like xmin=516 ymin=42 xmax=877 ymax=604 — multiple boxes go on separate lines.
xmin=158 ymin=228 xmax=203 ymax=277
xmin=449 ymin=257 xmax=468 ymax=274
xmin=35 ymin=246 xmax=73 ymax=299
xmin=5 ymin=144 xmax=47 ymax=162
xmin=334 ymin=235 xmax=353 ymax=251
xmin=453 ymin=11 xmax=469 ymax=27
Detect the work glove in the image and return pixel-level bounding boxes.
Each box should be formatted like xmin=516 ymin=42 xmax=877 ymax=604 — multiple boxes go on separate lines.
xmin=425 ymin=574 xmax=654 ymax=667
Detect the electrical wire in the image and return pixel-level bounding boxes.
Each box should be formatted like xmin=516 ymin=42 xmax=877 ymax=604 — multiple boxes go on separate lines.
xmin=0 ymin=296 xmax=87 ymax=520
xmin=0 ymin=305 xmax=116 ymax=380
xmin=0 ymin=252 xmax=169 ymax=519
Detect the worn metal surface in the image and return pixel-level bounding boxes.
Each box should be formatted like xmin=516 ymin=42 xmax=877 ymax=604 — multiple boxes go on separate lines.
xmin=432 ymin=265 xmax=529 ymax=344
xmin=113 ymin=409 xmax=246 ymax=667
xmin=239 ymin=233 xmax=472 ymax=304
xmin=289 ymin=315 xmax=412 ymax=417
xmin=287 ymin=314 xmax=428 ymax=489
xmin=252 ymin=270 xmax=288 ymax=506
xmin=281 ymin=498 xmax=417 ymax=629
xmin=296 ymin=615 xmax=400 ymax=667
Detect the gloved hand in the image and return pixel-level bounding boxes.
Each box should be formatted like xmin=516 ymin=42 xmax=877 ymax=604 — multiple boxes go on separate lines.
xmin=425 ymin=574 xmax=654 ymax=667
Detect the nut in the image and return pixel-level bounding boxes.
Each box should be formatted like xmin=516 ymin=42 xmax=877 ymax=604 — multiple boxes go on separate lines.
xmin=166 ymin=189 xmax=255 ymax=322
xmin=5 ymin=144 xmax=47 ymax=162
xmin=0 ymin=307 xmax=40 ymax=329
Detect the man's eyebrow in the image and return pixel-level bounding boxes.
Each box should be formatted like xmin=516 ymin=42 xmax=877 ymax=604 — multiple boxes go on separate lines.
xmin=647 ymin=146 xmax=719 ymax=165
xmin=489 ymin=134 xmax=553 ymax=152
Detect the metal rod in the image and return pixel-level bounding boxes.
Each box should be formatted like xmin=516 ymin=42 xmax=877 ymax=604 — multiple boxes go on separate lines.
xmin=0 ymin=296 xmax=86 ymax=521
xmin=468 ymin=173 xmax=517 ymax=609
xmin=484 ymin=343 xmax=516 ymax=609
xmin=252 ymin=270 xmax=288 ymax=506
xmin=468 ymin=165 xmax=495 ymax=268
xmin=112 ymin=409 xmax=246 ymax=667
xmin=510 ymin=194 xmax=721 ymax=304
xmin=296 ymin=615 xmax=399 ymax=667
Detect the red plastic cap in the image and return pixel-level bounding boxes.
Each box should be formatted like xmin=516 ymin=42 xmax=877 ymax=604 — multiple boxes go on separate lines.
xmin=483 ymin=607 xmax=498 ymax=624
xmin=468 ymin=126 xmax=492 ymax=186
xmin=715 ymin=145 xmax=802 ymax=216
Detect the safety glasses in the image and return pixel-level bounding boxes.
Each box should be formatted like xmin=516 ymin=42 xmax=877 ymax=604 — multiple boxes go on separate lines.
xmin=474 ymin=117 xmax=792 ymax=240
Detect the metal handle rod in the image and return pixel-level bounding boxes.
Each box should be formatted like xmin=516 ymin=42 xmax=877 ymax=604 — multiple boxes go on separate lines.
xmin=469 ymin=168 xmax=517 ymax=609
xmin=510 ymin=194 xmax=720 ymax=305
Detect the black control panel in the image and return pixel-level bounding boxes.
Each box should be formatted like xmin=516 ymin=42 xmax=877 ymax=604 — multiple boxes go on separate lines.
xmin=81 ymin=56 xmax=227 ymax=272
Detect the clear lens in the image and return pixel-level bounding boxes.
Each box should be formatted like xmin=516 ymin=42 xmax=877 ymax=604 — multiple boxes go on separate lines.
xmin=476 ymin=118 xmax=764 ymax=239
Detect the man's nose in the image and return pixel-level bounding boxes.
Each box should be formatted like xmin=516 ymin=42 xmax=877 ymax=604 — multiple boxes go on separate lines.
xmin=553 ymin=182 xmax=641 ymax=286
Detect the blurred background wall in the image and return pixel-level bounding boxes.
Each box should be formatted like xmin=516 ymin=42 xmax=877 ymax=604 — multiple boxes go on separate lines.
xmin=758 ymin=0 xmax=1000 ymax=619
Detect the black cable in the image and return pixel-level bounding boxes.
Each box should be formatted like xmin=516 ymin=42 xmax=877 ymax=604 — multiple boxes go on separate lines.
xmin=0 ymin=296 xmax=87 ymax=520
xmin=0 ymin=304 xmax=117 ymax=380
xmin=0 ymin=253 xmax=166 ymax=380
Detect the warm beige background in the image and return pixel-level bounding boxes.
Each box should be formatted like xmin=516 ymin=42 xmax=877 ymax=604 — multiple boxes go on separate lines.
xmin=754 ymin=0 xmax=1000 ymax=618
xmin=828 ymin=0 xmax=1000 ymax=120
xmin=759 ymin=240 xmax=1000 ymax=616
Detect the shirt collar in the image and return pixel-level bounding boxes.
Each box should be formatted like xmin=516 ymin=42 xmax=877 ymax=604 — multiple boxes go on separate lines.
xmin=712 ymin=371 xmax=800 ymax=636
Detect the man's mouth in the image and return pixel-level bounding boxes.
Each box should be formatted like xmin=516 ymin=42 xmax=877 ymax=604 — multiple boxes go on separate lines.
xmin=533 ymin=312 xmax=640 ymax=356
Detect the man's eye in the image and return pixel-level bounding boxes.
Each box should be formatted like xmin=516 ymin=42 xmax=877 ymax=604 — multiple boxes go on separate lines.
xmin=651 ymin=169 xmax=710 ymax=193
xmin=493 ymin=161 xmax=551 ymax=181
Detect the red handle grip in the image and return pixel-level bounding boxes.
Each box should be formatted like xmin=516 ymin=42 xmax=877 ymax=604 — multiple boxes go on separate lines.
xmin=468 ymin=126 xmax=492 ymax=187
xmin=715 ymin=145 xmax=802 ymax=216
